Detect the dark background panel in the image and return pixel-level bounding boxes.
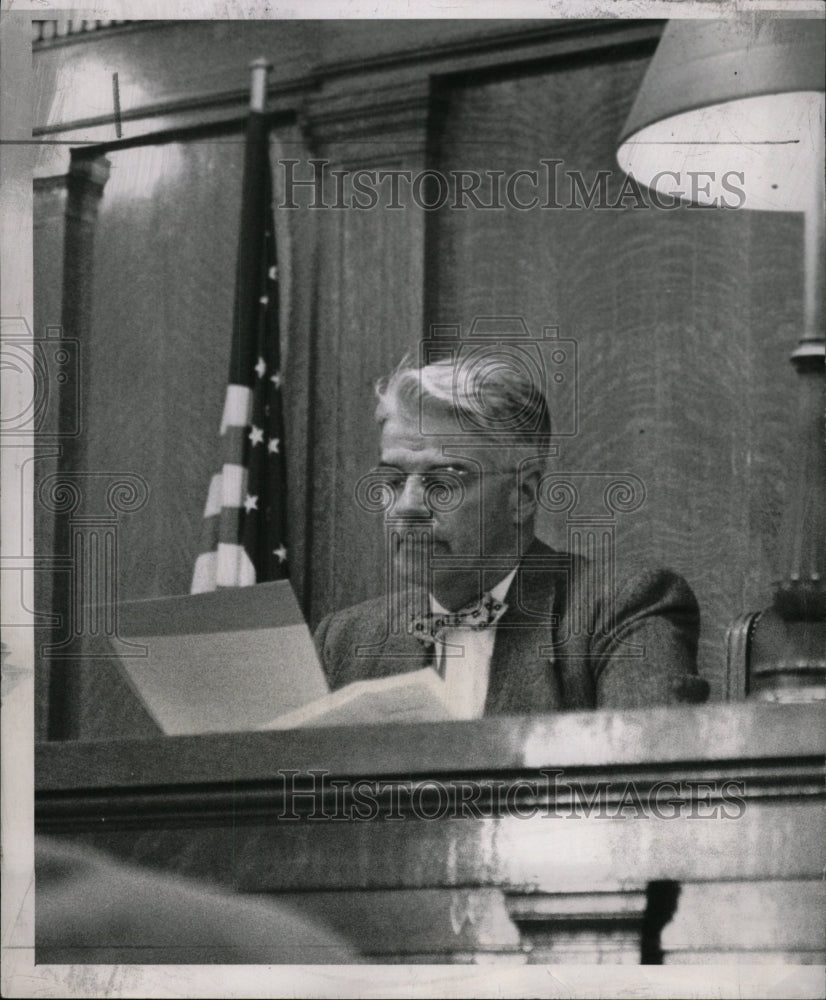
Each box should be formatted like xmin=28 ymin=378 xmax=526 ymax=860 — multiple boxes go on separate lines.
xmin=308 ymin=171 xmax=426 ymax=625
xmin=428 ymin=58 xmax=801 ymax=699
xmin=87 ymin=138 xmax=242 ymax=600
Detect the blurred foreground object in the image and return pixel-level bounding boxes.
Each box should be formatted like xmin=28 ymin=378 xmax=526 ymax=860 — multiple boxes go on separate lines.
xmin=36 ymin=836 xmax=358 ymax=964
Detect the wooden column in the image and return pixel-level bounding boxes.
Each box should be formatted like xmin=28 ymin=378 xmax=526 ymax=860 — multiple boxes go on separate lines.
xmin=46 ymin=154 xmax=109 ymax=740
xmin=32 ymin=176 xmax=71 ymax=739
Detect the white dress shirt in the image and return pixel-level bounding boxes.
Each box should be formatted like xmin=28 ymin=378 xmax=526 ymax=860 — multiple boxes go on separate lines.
xmin=429 ymin=569 xmax=517 ymax=720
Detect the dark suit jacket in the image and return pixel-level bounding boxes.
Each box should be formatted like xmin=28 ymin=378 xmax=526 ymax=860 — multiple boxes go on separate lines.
xmin=314 ymin=538 xmax=707 ymax=714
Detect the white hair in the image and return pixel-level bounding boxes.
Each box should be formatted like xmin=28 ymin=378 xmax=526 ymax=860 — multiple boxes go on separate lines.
xmin=375 ymin=350 xmax=552 ymax=467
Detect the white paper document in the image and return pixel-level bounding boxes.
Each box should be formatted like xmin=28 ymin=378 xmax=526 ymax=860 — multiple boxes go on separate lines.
xmin=114 ymin=582 xmax=453 ymax=733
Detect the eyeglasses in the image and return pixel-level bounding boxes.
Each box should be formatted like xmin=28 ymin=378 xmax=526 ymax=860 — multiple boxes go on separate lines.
xmin=368 ymin=465 xmax=512 ymax=495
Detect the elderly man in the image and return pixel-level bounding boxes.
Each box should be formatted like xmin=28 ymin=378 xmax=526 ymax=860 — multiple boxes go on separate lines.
xmin=314 ymin=352 xmax=707 ymax=717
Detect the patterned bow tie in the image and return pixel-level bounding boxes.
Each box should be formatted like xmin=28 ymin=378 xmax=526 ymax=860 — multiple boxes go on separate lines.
xmin=411 ymin=594 xmax=508 ymax=644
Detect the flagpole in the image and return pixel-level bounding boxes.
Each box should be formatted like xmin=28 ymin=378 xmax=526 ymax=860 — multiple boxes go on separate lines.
xmin=191 ymin=56 xmax=283 ymax=594
xmin=249 ymin=57 xmax=271 ymax=113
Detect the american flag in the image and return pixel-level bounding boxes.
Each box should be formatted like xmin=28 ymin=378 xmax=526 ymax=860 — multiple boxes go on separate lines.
xmin=191 ymin=80 xmax=288 ymax=592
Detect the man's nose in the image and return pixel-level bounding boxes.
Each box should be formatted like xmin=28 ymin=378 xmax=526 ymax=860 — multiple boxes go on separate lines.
xmin=393 ymin=474 xmax=430 ymax=517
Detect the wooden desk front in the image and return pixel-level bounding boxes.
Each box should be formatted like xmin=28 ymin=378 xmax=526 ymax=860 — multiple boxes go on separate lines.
xmin=36 ymin=702 xmax=825 ymax=964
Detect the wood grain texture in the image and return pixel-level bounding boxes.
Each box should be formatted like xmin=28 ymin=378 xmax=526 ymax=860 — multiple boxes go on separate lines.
xmin=428 ymin=54 xmax=802 ymax=702
xmin=36 ymin=799 xmax=823 ymax=896
xmin=53 ymin=130 xmax=315 ymax=738
xmin=270 ymin=887 xmax=522 ymax=959
xmin=32 ymin=21 xmax=656 ymax=138
xmin=33 ymin=181 xmax=69 ymax=740
xmin=87 ymin=139 xmax=239 ymax=599
xmin=304 ymin=80 xmax=431 ymax=627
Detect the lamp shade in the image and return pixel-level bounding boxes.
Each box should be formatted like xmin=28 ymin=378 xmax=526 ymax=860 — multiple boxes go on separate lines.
xmin=617 ymin=17 xmax=825 ymax=212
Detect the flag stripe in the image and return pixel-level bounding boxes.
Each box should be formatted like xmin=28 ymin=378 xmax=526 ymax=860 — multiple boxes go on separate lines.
xmin=191 ymin=551 xmax=217 ymax=594
xmin=216 ymin=542 xmax=256 ymax=588
xmin=219 ymin=464 xmax=247 ymax=508
xmin=217 ymin=508 xmax=242 ymax=545
xmin=220 ymin=427 xmax=248 ymax=466
xmin=200 ymin=473 xmax=223 ymax=519
xmin=220 ymin=384 xmax=253 ymax=435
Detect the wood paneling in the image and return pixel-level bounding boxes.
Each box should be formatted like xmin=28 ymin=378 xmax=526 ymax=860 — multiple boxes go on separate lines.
xmin=33 ymin=19 xmax=809 ymax=735
xmin=302 ymin=78 xmax=433 ymax=625
xmin=274 ymin=887 xmax=522 ymax=961
xmin=87 ymin=139 xmax=242 ymax=599
xmin=33 ymin=21 xmax=315 ymax=137
xmin=33 ymin=20 xmax=648 ymax=140
xmin=429 ymin=54 xmax=802 ymax=700
xmin=55 ymin=139 xmax=244 ymax=738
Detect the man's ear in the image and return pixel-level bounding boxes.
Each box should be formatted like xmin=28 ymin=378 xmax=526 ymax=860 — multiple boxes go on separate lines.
xmin=512 ymin=462 xmax=542 ymax=525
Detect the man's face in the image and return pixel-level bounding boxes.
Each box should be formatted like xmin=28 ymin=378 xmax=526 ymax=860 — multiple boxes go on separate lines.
xmin=377 ymin=402 xmax=530 ymax=608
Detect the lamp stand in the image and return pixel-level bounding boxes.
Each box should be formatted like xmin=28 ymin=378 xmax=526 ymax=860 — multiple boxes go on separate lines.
xmin=748 ymin=129 xmax=826 ymax=701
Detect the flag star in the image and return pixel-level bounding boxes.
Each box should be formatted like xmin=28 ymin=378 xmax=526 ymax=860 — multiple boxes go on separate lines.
xmin=273 ymin=544 xmax=287 ymax=563
xmin=244 ymin=494 xmax=258 ymax=513
xmin=254 ymin=357 xmax=266 ymax=378
xmin=248 ymin=425 xmax=264 ymax=446
xmin=259 ymin=294 xmax=269 ymax=305
xmin=268 ymin=437 xmax=280 ymax=454
xmin=268 ymin=265 xmax=278 ymax=281
xmin=270 ymin=371 xmax=282 ymax=389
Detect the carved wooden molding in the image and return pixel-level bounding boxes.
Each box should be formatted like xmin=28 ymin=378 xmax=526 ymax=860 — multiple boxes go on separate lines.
xmin=64 ymin=155 xmax=110 ymax=225
xmin=37 ymin=703 xmax=825 ymax=831
xmin=319 ymin=19 xmax=661 ymax=80
xmin=506 ymin=889 xmax=648 ymax=963
xmin=301 ymin=77 xmax=435 ymax=149
xmin=47 ymin=152 xmax=112 ymax=740
xmin=35 ymin=754 xmax=826 ymax=831
xmin=33 ymin=20 xmax=661 ymax=143
xmin=33 ymin=18 xmax=136 ymax=46
xmin=726 ymin=611 xmax=759 ymax=699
